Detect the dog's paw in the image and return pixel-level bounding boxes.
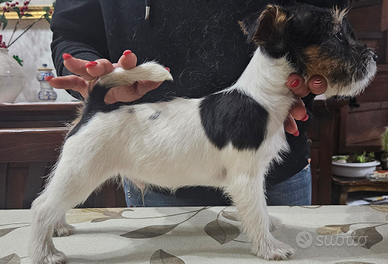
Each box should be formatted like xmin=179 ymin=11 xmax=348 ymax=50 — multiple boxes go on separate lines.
xmin=253 ymin=239 xmax=294 ymax=260
xmin=34 ymin=250 xmax=66 ymax=264
xmin=269 ymin=215 xmax=282 ymax=232
xmin=54 ymin=222 xmax=75 ymax=237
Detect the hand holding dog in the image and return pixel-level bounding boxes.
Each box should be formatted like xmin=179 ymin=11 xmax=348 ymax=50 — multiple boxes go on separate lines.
xmin=46 ymin=50 xmax=165 ymax=104
xmin=46 ymin=50 xmax=327 ymax=135
xmin=286 ymin=74 xmax=328 ymax=136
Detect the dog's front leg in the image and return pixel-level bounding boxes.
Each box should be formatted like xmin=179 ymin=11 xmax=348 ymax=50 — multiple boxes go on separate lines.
xmin=226 ymin=174 xmax=294 ymax=260
xmin=53 ymin=214 xmax=74 ymax=237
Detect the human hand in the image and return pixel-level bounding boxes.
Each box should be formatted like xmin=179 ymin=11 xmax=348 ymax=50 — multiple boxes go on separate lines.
xmin=285 ymin=74 xmax=327 ymax=136
xmin=45 ymin=50 xmax=166 ymax=104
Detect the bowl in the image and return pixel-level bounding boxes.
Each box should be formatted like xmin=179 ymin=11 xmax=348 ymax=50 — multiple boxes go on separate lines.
xmin=332 ymin=156 xmax=380 ymax=178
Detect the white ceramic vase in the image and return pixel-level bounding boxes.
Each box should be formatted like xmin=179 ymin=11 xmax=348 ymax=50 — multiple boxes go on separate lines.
xmin=0 ymin=48 xmax=26 ymax=103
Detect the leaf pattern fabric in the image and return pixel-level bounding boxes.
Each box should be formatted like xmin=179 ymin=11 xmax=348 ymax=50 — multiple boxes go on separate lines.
xmin=121 ymin=224 xmax=180 ymax=239
xmin=150 ymin=249 xmax=185 ymax=264
xmin=204 ymin=220 xmax=240 ymax=244
xmin=0 ymin=227 xmax=20 ymax=238
xmin=0 ymin=205 xmax=387 ymax=263
xmin=0 ymin=254 xmax=20 ymax=264
xmin=351 ymin=227 xmax=384 ymax=249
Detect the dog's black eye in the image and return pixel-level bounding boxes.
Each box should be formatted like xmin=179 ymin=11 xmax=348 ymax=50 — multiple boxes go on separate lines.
xmin=335 ymin=32 xmax=344 ymax=42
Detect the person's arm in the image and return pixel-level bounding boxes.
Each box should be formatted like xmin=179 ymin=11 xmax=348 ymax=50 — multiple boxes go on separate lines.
xmin=51 ymin=0 xmax=108 ymax=99
xmin=50 ymin=0 xmax=165 ymax=102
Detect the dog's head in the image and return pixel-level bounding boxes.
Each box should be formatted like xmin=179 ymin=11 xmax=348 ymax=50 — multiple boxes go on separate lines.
xmin=240 ymin=4 xmax=377 ymax=98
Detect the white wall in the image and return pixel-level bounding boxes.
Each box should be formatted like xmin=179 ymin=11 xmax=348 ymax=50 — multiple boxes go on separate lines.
xmin=30 ymin=0 xmax=56 ymax=4
xmin=1 ymin=0 xmax=76 ymax=102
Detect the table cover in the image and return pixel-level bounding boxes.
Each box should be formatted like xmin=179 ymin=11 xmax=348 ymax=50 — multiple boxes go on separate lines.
xmin=1 ymin=206 xmax=387 ymax=263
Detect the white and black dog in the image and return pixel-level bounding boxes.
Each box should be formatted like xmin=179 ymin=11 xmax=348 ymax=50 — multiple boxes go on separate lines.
xmin=30 ymin=4 xmax=377 ymax=263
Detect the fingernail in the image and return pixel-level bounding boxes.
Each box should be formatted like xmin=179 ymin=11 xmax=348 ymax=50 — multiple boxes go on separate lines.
xmin=45 ymin=76 xmax=54 ymax=81
xmin=293 ymin=131 xmax=300 ymax=137
xmin=85 ymin=61 xmax=98 ymax=68
xmin=313 ymin=79 xmax=322 ymax=87
xmin=123 ymin=50 xmax=132 ymax=55
xmin=301 ymin=113 xmax=309 ymax=121
xmin=62 ymin=53 xmax=72 ymax=60
xmin=290 ymin=79 xmax=300 ymax=88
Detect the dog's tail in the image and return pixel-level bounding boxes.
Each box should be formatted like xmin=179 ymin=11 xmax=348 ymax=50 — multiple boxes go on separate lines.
xmin=87 ymin=61 xmax=173 ymax=109
xmin=66 ymin=62 xmax=172 ymax=138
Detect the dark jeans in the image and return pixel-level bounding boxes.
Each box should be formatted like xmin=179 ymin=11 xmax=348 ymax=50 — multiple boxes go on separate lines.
xmin=123 ymin=165 xmax=312 ymax=207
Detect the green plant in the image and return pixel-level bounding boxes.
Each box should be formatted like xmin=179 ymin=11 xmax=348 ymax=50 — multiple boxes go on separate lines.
xmin=333 ymin=152 xmax=376 ymax=163
xmin=348 ymin=152 xmax=375 ymax=163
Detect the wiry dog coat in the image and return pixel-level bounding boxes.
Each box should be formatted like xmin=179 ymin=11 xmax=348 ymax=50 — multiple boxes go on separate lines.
xmin=30 ymin=4 xmax=377 ymax=263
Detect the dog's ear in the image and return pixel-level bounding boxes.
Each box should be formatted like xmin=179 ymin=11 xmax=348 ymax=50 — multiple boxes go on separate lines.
xmin=239 ymin=5 xmax=290 ymax=56
xmin=254 ymin=5 xmax=289 ymax=45
xmin=239 ymin=12 xmax=261 ymax=43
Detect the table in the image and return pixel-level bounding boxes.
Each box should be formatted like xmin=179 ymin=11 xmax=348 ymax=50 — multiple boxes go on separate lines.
xmin=332 ymin=176 xmax=388 ymax=205
xmin=1 ymin=206 xmax=387 ymax=263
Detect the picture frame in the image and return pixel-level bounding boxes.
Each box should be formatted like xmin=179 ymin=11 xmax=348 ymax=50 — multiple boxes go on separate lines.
xmin=5 ymin=5 xmax=53 ymax=20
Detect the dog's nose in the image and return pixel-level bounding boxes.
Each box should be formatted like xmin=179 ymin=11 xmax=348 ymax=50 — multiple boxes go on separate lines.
xmin=372 ymin=53 xmax=378 ymax=61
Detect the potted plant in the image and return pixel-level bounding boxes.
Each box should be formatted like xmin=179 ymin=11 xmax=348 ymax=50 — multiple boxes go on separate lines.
xmin=381 ymin=127 xmax=388 ymax=170
xmin=332 ymin=152 xmax=380 ymax=178
xmin=0 ymin=1 xmax=53 ymax=102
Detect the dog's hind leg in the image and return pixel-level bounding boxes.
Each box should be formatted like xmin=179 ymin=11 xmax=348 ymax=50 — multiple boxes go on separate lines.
xmin=269 ymin=215 xmax=282 ymax=232
xmin=30 ymin=150 xmax=114 ymax=264
xmin=226 ymin=174 xmax=294 ymax=260
xmin=30 ymin=189 xmax=67 ymax=264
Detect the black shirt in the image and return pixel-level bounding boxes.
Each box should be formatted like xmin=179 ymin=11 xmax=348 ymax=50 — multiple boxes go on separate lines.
xmin=51 ymin=0 xmax=344 ymax=203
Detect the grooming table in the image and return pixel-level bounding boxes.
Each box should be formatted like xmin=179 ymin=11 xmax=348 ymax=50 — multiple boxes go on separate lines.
xmin=1 ymin=206 xmax=387 ymax=263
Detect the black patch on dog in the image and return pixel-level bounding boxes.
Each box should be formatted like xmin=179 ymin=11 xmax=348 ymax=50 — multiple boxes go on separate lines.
xmin=149 ymin=111 xmax=162 ymax=120
xmin=199 ymin=90 xmax=268 ymax=151
xmin=67 ymin=82 xmax=126 ymax=138
xmin=282 ymin=5 xmax=338 ymax=72
xmin=239 ymin=5 xmax=332 ymax=68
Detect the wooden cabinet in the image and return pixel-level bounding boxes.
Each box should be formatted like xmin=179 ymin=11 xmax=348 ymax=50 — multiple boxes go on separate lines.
xmin=0 ymin=103 xmax=126 ymax=209
xmin=334 ymin=1 xmax=388 ymax=156
xmin=307 ymin=100 xmax=347 ymax=205
xmin=348 ymin=0 xmax=388 ymax=104
xmin=337 ymin=101 xmax=388 ymax=153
